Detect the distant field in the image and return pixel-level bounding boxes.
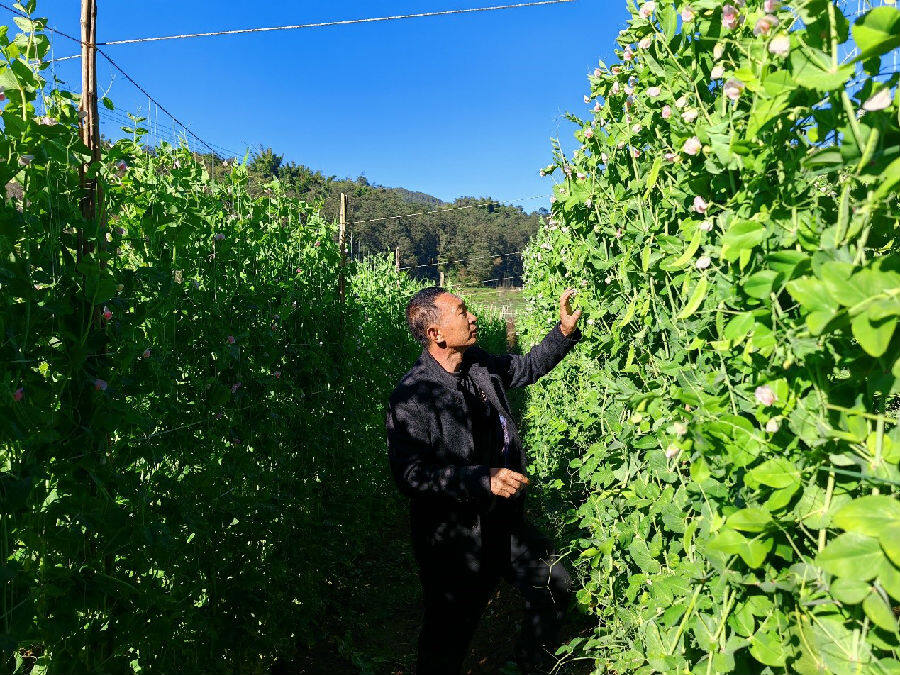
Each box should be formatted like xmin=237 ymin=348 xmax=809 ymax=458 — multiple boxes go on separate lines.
xmin=457 ymin=285 xmax=525 ymax=320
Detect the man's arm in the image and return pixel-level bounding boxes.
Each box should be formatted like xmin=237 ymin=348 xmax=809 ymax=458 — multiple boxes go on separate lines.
xmin=483 ymin=289 xmax=584 ymax=389
xmin=386 ymin=393 xmax=492 ymax=503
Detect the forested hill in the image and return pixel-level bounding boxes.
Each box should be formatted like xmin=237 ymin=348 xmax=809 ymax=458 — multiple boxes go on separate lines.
xmin=243 ymin=148 xmax=546 ymax=286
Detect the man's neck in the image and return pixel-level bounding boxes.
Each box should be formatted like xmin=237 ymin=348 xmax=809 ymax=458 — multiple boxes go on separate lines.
xmin=427 ymin=345 xmax=468 ymax=374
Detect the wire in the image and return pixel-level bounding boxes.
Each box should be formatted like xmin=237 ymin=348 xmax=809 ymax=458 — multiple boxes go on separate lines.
xmin=0 ymin=1 xmax=227 ymax=156
xmin=400 ymin=249 xmax=522 ymax=271
xmin=43 ymin=1 xmax=575 ymax=52
xmin=349 ymin=193 xmax=550 ymax=226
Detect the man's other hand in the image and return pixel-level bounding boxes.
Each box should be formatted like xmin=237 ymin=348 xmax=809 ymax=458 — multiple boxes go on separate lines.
xmin=560 ymin=288 xmax=583 ymax=337
xmin=489 ymin=468 xmax=530 ymax=498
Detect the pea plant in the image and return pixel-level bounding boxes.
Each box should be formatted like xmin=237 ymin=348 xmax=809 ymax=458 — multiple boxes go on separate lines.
xmin=0 ymin=8 xmax=510 ymax=673
xmin=519 ymin=0 xmax=900 ymax=672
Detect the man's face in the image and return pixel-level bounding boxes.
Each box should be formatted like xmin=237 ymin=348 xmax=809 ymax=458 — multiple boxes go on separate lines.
xmin=431 ymin=293 xmax=478 ymax=349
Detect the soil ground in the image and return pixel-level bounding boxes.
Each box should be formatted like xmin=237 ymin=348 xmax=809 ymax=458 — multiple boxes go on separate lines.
xmin=276 ymin=504 xmax=597 ymax=675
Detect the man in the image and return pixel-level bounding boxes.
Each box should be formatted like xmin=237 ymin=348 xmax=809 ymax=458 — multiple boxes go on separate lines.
xmin=386 ymin=286 xmax=583 ymax=674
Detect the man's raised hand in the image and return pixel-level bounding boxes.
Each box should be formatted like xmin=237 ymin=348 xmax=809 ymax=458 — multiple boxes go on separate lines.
xmin=559 ymin=288 xmax=583 ymax=337
xmin=489 ymin=468 xmax=529 ymax=498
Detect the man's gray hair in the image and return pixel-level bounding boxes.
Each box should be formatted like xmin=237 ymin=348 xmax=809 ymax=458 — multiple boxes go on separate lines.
xmin=406 ymin=286 xmax=448 ymax=347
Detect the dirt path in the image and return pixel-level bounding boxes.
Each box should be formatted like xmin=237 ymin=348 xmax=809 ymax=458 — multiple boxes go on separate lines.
xmin=277 ymin=505 xmax=596 ymax=675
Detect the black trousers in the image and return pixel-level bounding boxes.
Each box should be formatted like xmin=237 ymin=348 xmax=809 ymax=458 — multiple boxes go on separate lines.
xmin=414 ymin=520 xmax=573 ymax=675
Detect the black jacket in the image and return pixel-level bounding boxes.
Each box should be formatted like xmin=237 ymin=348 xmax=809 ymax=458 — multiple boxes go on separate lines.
xmin=386 ymin=321 xmax=582 ymax=575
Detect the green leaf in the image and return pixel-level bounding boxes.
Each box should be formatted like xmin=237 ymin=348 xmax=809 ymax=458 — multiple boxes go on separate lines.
xmin=749 ymin=630 xmax=787 ymax=667
xmin=723 ymin=312 xmax=755 ymax=342
xmin=851 ymin=6 xmax=900 ymax=62
xmin=851 ymin=314 xmax=897 ymax=357
xmin=743 ymin=270 xmax=780 ymax=299
xmin=791 ymin=48 xmax=854 ymax=90
xmin=726 ymin=507 xmax=772 ymax=533
xmin=882 ymin=523 xmax=900 ymax=567
xmin=721 ymin=220 xmax=767 ymax=262
xmin=658 ymin=2 xmax=678 ymax=38
xmin=832 ymin=495 xmax=900 ymax=537
xmin=786 ymin=277 xmax=839 ymax=334
xmin=863 ymin=591 xmax=897 ymax=632
xmin=817 ymin=532 xmax=884 ymax=580
xmin=831 ymin=577 xmax=871 ymax=604
xmin=878 ymin=558 xmax=900 ymax=602
xmin=747 ymin=457 xmax=800 ymax=489
xmin=707 ymin=528 xmax=772 ymax=567
xmin=874 ymin=157 xmax=900 ymax=202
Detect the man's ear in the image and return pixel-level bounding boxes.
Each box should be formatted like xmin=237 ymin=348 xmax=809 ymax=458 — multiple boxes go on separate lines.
xmin=426 ymin=324 xmax=442 ymax=346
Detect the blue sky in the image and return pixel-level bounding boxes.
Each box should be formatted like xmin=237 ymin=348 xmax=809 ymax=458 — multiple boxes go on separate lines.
xmin=5 ymin=1 xmax=630 ymax=208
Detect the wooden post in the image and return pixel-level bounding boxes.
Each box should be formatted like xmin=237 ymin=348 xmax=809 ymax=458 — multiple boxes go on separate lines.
xmin=395 ymin=246 xmax=401 ymax=288
xmin=338 ymin=193 xmax=348 ymax=306
xmin=79 ymin=0 xmax=100 ymax=228
xmin=439 ymin=270 xmax=445 ymax=287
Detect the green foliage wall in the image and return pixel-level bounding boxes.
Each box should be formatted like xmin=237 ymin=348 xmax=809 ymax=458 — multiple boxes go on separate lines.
xmin=519 ymin=0 xmax=900 ymax=672
xmin=0 ymin=14 xmax=508 ymax=674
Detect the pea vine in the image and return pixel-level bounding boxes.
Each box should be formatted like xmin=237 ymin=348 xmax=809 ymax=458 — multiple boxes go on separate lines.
xmin=520 ymin=0 xmax=900 ymax=672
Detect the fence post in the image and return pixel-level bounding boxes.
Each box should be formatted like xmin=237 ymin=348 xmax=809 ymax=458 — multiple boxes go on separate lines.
xmin=439 ymin=270 xmax=445 ymax=287
xmin=339 ymin=193 xmax=348 ymax=306
xmin=79 ymin=0 xmax=100 ymax=232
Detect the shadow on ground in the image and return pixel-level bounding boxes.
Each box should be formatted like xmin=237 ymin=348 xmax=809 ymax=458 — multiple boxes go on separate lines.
xmin=272 ymin=505 xmax=596 ymax=675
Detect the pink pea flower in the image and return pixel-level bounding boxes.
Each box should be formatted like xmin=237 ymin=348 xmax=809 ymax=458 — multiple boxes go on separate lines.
xmin=584 ymin=94 xmax=591 ymax=104
xmin=769 ymin=35 xmax=790 ymax=56
xmin=695 ymin=255 xmax=712 ymax=269
xmin=593 ymin=67 xmax=602 ymax=77
xmin=102 ymin=306 xmax=112 ymax=321
xmin=764 ymin=0 xmax=780 ymax=11
xmin=683 ymin=136 xmax=702 ymax=155
xmin=711 ymin=64 xmax=724 ymax=79
xmin=214 ymin=233 xmax=225 ymax=241
xmin=681 ymin=4 xmax=695 ymax=22
xmin=19 ymin=155 xmax=33 ymax=166
xmin=611 ymin=65 xmax=622 ymax=74
xmin=142 ymin=348 xmax=151 ymax=359
xmin=682 ymin=108 xmax=699 ymax=122
xmin=639 ymin=1 xmax=656 ymax=18
xmin=863 ymin=88 xmax=893 ymax=112
xmin=623 ymin=47 xmax=634 ymax=61
xmin=577 ymin=172 xmax=587 ymax=180
xmin=639 ymin=36 xmax=653 ymax=49
xmin=615 ymin=228 xmax=623 ymax=238
xmin=673 ymin=422 xmax=687 ymax=436
xmin=594 ymin=101 xmax=602 ymax=112
xmin=115 ymin=160 xmax=127 ymax=175
xmin=95 ymin=378 xmax=107 ymax=391
xmin=647 ymin=86 xmax=661 ymax=97
xmin=227 ymin=335 xmax=235 ymax=344
xmin=632 ymin=147 xmax=641 ymax=158
xmin=633 ymin=123 xmax=643 ymax=133
xmin=699 ymin=220 xmax=713 ymax=231
xmin=665 ymin=444 xmax=680 ymax=459
xmin=0 ymin=87 xmax=5 ymax=101
xmin=664 ymin=151 xmax=678 ymax=162
xmin=722 ymin=4 xmax=741 ymax=30
xmin=693 ymin=195 xmax=709 ymax=213
xmin=584 ymin=127 xmax=594 ymax=139
xmin=274 ymin=371 xmax=281 ymax=379
xmin=724 ymin=79 xmax=745 ymax=101
xmin=754 ymin=14 xmax=779 ymax=35
xmin=314 ymin=241 xmax=321 ymax=247
xmin=755 ymin=385 xmax=775 ymax=406
xmin=625 ymin=83 xmax=634 ymax=95
xmin=662 ymin=104 xmax=673 ymax=119
xmin=13 ymin=387 xmax=23 ymax=401
xmin=765 ymin=417 xmax=780 ymax=433
xmin=231 ymin=382 xmax=242 ymax=393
